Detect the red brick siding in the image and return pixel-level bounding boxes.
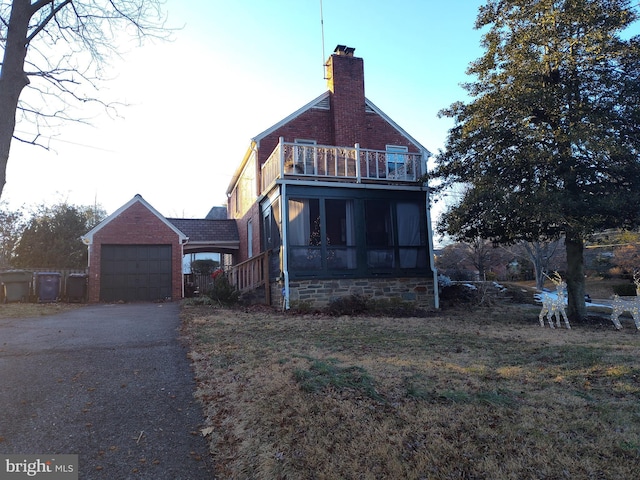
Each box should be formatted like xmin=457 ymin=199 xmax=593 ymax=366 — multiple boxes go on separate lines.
xmin=87 ymin=202 xmax=183 ymax=302
xmin=363 ymin=113 xmax=420 ymax=152
xmin=257 ymin=109 xmax=334 ymax=166
xmin=256 ymin=110 xmax=420 ymax=171
xmin=327 ymin=54 xmax=366 ymax=147
xmin=234 ymin=51 xmax=425 ymax=266
xmin=232 ymin=202 xmax=261 ymax=264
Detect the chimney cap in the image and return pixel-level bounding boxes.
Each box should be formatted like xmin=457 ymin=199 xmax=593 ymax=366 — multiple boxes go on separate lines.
xmin=334 ymin=45 xmax=355 ymax=56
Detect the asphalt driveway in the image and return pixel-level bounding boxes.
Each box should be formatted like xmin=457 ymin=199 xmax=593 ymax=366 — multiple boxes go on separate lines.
xmin=0 ymin=303 xmax=213 ymax=479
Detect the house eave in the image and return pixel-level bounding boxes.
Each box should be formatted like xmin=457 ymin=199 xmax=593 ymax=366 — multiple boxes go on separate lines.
xmin=275 ymin=178 xmax=426 ymax=192
xmin=183 ymin=241 xmax=240 ymax=255
xmin=81 ymin=194 xmax=188 ymax=245
xmin=364 ymin=97 xmax=432 ymax=157
xmin=252 ymin=91 xmax=332 ymax=143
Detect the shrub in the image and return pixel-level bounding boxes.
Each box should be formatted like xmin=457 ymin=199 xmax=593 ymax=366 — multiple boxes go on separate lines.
xmin=182 ymin=296 xmax=216 ymax=306
xmin=369 ymin=297 xmax=425 ymax=317
xmin=325 ymin=294 xmax=422 ymax=317
xmin=438 ymin=283 xmax=481 ymax=307
xmin=289 ymin=300 xmax=317 ymax=313
xmin=612 ymin=283 xmax=637 ymax=296
xmin=204 ymin=273 xmax=240 ymax=306
xmin=326 ymin=294 xmax=369 ymax=316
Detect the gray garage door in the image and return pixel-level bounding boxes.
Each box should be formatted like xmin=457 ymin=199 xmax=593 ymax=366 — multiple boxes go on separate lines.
xmin=100 ymin=245 xmax=172 ymax=302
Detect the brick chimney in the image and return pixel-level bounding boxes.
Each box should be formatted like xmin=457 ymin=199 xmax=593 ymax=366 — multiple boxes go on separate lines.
xmin=326 ymin=45 xmax=365 ymax=147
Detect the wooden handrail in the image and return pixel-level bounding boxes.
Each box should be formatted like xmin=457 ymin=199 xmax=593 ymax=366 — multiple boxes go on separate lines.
xmin=226 ymin=251 xmax=270 ymax=303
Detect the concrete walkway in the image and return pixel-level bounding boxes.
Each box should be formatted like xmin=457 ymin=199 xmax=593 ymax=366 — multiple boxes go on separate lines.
xmin=0 ymin=303 xmax=213 ymax=479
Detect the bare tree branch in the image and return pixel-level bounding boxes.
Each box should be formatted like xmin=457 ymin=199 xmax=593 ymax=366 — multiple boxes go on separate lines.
xmin=0 ymin=0 xmax=170 ymax=196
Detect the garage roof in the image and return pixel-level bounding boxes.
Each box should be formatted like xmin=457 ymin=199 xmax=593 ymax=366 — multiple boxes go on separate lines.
xmin=82 ymin=194 xmax=188 ymax=245
xmin=167 ymin=218 xmax=239 ymax=254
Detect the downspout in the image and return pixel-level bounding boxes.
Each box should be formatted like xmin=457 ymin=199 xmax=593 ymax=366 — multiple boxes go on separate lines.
xmin=281 ymin=182 xmax=290 ymax=310
xmin=81 ymin=235 xmax=92 ymax=301
xmin=423 ymin=150 xmax=439 ymax=309
xmin=180 ymin=237 xmax=189 ymax=299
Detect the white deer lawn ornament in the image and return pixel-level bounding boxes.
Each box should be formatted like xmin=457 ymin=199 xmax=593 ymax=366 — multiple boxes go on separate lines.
xmin=539 ymin=271 xmax=571 ymax=329
xmin=610 ymin=272 xmax=640 ymax=330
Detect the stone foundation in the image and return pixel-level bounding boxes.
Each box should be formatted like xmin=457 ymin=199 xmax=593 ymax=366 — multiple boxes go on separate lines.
xmin=272 ymin=277 xmax=435 ymax=310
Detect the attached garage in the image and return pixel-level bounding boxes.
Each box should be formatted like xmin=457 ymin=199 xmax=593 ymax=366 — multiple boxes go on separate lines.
xmin=82 ymin=195 xmax=188 ymax=303
xmin=100 ymin=244 xmax=173 ymax=302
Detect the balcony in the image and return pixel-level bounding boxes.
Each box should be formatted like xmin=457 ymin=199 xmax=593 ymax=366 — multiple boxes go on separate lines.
xmin=261 ymin=138 xmax=424 ymax=192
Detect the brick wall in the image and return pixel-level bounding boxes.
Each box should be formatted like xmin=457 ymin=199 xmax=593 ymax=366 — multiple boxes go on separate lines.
xmin=327 ymin=53 xmax=366 ymax=147
xmin=256 ymin=52 xmax=421 ymax=171
xmin=273 ymin=277 xmax=436 ymax=310
xmin=232 ymin=48 xmax=428 ymax=274
xmin=87 ymin=201 xmax=183 ymax=302
xmin=363 ymin=113 xmax=421 ymax=152
xmin=257 ymin=109 xmax=334 ymax=166
xmin=233 ymin=202 xmax=261 ymax=264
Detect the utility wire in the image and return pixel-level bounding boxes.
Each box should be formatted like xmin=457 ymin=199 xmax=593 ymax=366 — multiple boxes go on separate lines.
xmin=14 ymin=130 xmax=117 ymax=153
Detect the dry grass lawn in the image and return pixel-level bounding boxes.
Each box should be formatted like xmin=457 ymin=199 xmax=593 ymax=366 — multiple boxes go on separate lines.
xmin=0 ymin=302 xmax=82 ymax=318
xmin=180 ymin=302 xmax=640 ymax=479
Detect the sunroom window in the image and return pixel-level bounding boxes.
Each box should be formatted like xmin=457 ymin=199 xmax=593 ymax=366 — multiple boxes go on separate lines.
xmin=287 ymin=192 xmax=428 ymax=277
xmin=365 ymin=199 xmax=394 ymax=268
xmin=288 ymin=198 xmax=356 ymax=271
xmin=288 ymin=198 xmax=321 ymax=269
xmin=365 ymin=199 xmax=427 ymax=270
xmin=325 ymin=199 xmax=356 ymax=269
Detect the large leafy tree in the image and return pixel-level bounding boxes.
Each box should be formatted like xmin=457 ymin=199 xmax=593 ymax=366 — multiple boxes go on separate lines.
xmin=0 ymin=200 xmax=25 ymax=267
xmin=0 ymin=0 xmax=168 ymax=198
xmin=434 ymin=0 xmax=640 ymax=321
xmin=13 ymin=201 xmax=105 ymax=268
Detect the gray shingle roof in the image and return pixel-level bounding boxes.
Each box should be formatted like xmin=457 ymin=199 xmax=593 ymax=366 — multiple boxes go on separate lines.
xmin=166 ymin=218 xmax=239 ymax=254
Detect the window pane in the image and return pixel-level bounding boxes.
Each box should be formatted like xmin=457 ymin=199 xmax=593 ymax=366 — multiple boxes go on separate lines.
xmin=397 ymin=202 xmax=425 ymax=268
xmin=288 ymin=198 xmax=321 ymax=270
xmin=386 ymin=145 xmax=408 ymax=179
xmin=327 ymin=247 xmax=357 ymax=269
xmin=263 ymin=203 xmax=282 ymax=251
xmin=367 ymin=248 xmax=395 ymax=268
xmin=247 ymin=219 xmax=253 ymax=257
xmin=365 ymin=200 xmax=393 ymax=246
xmin=288 ymin=199 xmax=320 ymax=246
xmin=326 ymin=199 xmax=356 ymax=269
xmin=289 ymin=246 xmax=322 ymax=270
xmin=365 ymin=199 xmax=394 ymax=268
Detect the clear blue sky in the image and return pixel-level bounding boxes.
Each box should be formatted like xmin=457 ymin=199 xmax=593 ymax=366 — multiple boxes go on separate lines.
xmin=4 ymin=0 xmax=486 ymax=217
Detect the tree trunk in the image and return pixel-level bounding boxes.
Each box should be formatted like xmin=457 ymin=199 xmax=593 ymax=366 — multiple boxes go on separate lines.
xmin=565 ymin=233 xmax=587 ymax=322
xmin=0 ymin=1 xmax=32 ymax=199
xmin=523 ymin=242 xmax=545 ymax=291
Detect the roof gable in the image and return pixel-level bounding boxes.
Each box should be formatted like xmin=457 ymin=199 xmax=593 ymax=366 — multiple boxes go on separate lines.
xmin=81 ymin=194 xmax=188 ymax=245
xmin=251 ymin=91 xmax=430 ymax=156
xmin=364 ymin=98 xmax=431 ymax=156
xmin=252 ymin=91 xmax=331 ymax=143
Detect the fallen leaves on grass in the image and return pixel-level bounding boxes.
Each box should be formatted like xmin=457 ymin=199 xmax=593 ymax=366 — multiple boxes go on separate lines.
xmin=181 ymin=304 xmax=640 ymax=479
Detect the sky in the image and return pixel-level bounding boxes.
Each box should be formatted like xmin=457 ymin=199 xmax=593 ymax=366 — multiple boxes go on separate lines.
xmin=2 ymin=0 xmax=487 ymax=219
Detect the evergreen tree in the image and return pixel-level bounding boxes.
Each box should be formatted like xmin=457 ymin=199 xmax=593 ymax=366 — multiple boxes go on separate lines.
xmin=13 ymin=202 xmax=105 ymax=268
xmin=434 ymin=0 xmax=640 ymax=321
xmin=0 ymin=200 xmax=25 ymax=267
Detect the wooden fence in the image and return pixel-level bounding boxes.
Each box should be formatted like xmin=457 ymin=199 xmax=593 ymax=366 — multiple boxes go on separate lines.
xmin=0 ymin=267 xmax=88 ymax=302
xmin=184 ymin=252 xmax=270 ymax=304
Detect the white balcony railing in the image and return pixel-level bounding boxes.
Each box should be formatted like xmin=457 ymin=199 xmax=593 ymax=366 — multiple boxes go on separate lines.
xmin=261 ymin=138 xmax=424 ymax=192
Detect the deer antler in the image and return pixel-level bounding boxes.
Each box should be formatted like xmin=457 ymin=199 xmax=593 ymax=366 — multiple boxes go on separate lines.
xmin=543 ymin=271 xmax=563 ymax=286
